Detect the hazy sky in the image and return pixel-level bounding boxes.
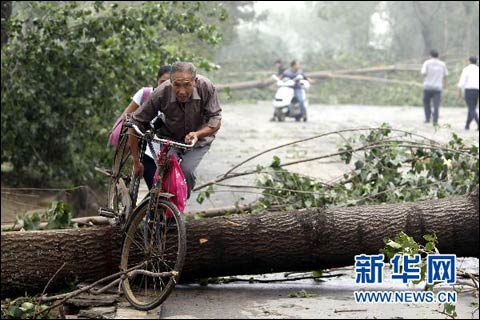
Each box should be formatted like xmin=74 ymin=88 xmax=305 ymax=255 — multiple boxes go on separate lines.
xmin=254 ymin=1 xmax=306 ymax=13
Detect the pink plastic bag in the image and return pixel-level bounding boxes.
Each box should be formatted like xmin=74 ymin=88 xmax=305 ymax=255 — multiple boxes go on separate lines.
xmin=108 ymin=116 xmax=124 ymax=148
xmin=153 ymin=145 xmax=188 ymax=218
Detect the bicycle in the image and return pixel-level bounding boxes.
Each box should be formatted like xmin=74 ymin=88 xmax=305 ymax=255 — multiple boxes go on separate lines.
xmin=99 ymin=118 xmax=196 ymax=310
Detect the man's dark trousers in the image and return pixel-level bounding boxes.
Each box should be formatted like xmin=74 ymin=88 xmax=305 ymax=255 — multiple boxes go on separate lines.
xmin=465 ymin=89 xmax=479 ymax=129
xmin=423 ymin=89 xmax=442 ymax=125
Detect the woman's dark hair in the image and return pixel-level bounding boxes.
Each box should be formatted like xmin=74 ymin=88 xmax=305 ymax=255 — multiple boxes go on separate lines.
xmin=157 ymin=65 xmax=172 ymax=80
xmin=290 ymin=60 xmax=297 ymax=67
xmin=469 ymin=56 xmax=478 ymax=65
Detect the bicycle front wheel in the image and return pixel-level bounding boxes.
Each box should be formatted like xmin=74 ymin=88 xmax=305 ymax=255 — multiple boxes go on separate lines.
xmin=121 ymin=198 xmax=186 ymax=310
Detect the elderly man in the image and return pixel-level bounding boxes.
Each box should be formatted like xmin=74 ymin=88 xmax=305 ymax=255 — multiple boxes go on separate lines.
xmin=128 ymin=61 xmax=222 ymax=198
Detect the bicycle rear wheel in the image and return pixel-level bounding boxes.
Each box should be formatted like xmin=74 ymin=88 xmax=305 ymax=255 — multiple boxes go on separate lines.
xmin=121 ymin=198 xmax=186 ymax=310
xmin=107 ymin=125 xmax=140 ymax=220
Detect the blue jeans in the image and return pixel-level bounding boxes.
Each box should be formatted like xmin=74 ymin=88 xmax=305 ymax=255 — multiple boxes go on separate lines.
xmin=423 ymin=89 xmax=441 ymax=124
xmin=294 ymin=88 xmax=306 ymax=118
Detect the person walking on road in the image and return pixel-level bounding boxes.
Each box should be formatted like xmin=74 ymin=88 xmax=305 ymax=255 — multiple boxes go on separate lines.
xmin=421 ymin=50 xmax=448 ymax=126
xmin=457 ymin=56 xmax=479 ymax=131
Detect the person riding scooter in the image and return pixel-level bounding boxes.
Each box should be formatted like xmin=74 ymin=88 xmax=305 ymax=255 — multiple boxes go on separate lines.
xmin=281 ymin=61 xmax=312 ymax=122
xmin=271 ymin=60 xmax=311 ymax=122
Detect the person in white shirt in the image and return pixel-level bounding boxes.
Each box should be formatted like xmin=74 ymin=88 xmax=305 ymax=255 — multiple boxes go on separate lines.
xmin=457 ymin=56 xmax=479 ymax=131
xmin=119 ymin=65 xmax=172 ymax=189
xmin=421 ymin=50 xmax=448 ymax=126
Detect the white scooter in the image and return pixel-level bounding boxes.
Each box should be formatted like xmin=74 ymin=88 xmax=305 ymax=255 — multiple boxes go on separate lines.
xmin=271 ymin=74 xmax=310 ymax=122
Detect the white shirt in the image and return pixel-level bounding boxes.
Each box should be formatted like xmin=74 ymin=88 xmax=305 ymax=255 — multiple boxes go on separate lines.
xmin=421 ymin=58 xmax=448 ymax=91
xmin=131 ymin=87 xmax=162 ymax=160
xmin=457 ymin=64 xmax=479 ymax=90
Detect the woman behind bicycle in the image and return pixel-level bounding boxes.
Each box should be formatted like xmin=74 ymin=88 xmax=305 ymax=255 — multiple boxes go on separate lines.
xmin=111 ymin=65 xmax=172 ymax=190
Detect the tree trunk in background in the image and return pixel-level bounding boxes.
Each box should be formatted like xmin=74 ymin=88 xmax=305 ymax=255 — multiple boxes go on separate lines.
xmin=442 ymin=3 xmax=448 ymax=54
xmin=413 ymin=2 xmax=439 ymax=56
xmin=215 ymin=65 xmax=422 ymax=92
xmin=1 ymin=1 xmax=12 ymax=46
xmin=463 ymin=1 xmax=474 ymax=54
xmin=1 ymin=188 xmax=478 ymax=297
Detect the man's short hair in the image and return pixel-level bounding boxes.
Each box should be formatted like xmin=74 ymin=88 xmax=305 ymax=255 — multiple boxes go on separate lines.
xmin=170 ymin=62 xmax=196 ymax=81
xmin=290 ymin=60 xmax=297 ymax=67
xmin=275 ymin=59 xmax=282 ymax=65
xmin=157 ymin=65 xmax=172 ymax=80
xmin=469 ymin=56 xmax=478 ymax=65
xmin=430 ymin=50 xmax=439 ymax=58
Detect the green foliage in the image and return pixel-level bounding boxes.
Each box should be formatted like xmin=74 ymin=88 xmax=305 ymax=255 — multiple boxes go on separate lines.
xmin=13 ymin=201 xmax=73 ymax=230
xmin=254 ymin=125 xmax=479 ymax=211
xmin=382 ymin=232 xmax=435 ymax=287
xmin=1 ymin=298 xmax=51 ymax=319
xmin=381 ymin=231 xmax=458 ymax=318
xmin=1 ymin=1 xmax=224 ymax=187
xmin=15 ymin=211 xmax=42 ymax=231
xmin=196 ymin=185 xmax=215 ymax=205
xmin=44 ymin=201 xmax=72 ymax=230
xmin=443 ymin=302 xmax=458 ymax=319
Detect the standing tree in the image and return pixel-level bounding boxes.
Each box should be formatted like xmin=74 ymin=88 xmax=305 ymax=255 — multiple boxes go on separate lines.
xmin=1 ymin=1 xmax=224 ymax=187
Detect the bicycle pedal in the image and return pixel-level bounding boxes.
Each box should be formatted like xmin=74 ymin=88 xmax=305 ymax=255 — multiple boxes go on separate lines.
xmin=98 ymin=207 xmax=116 ymax=218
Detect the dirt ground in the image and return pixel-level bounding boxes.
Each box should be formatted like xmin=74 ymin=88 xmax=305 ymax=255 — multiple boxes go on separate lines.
xmin=3 ymin=103 xmax=479 ymax=319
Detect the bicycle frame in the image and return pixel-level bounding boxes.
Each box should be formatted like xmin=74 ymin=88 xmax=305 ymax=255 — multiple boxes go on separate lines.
xmin=124 ymin=122 xmax=196 ymax=225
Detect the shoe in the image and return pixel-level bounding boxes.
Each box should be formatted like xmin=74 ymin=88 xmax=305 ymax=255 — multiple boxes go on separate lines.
xmin=303 ymin=117 xmax=307 ymax=122
xmin=270 ymin=117 xmax=275 ymax=122
xmin=424 ymin=120 xmax=430 ymax=123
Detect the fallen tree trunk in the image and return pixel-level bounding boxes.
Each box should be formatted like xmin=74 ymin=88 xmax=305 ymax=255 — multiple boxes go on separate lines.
xmin=216 ymin=65 xmax=423 ymax=92
xmin=1 ymin=188 xmax=478 ymax=297
xmin=219 ymin=64 xmax=420 ymax=77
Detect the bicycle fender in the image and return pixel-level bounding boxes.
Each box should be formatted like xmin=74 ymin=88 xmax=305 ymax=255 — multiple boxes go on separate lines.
xmin=158 ymin=192 xmax=175 ymax=199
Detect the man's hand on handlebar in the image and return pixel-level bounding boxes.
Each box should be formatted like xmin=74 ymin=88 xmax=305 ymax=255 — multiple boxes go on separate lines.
xmin=185 ymin=132 xmax=198 ymax=145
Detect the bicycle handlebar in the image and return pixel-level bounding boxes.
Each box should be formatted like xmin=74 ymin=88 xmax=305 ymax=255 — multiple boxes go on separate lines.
xmin=125 ymin=121 xmax=197 ymax=149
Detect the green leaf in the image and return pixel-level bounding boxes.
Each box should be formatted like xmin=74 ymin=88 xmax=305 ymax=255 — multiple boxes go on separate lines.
xmin=423 ymin=234 xmax=436 ymax=243
xmin=312 ymin=270 xmax=324 ymax=277
xmin=8 ymin=305 xmax=23 ymax=318
xmin=354 ymin=160 xmax=364 ymax=170
xmin=385 ymin=240 xmax=402 ymax=249
xmin=196 ymin=193 xmax=205 ymax=204
xmin=270 ymin=156 xmax=281 ymax=169
xmin=443 ymin=302 xmax=457 ymax=318
xmin=21 ymin=302 xmax=35 ymax=310
xmin=425 ymin=242 xmax=434 ymax=251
